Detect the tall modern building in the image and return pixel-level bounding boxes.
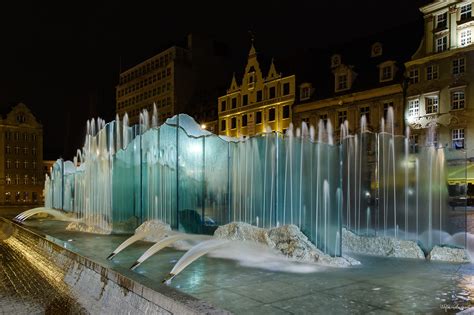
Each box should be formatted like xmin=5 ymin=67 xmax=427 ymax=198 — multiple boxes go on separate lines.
xmin=0 ymin=103 xmax=44 ymax=204
xmin=405 ymin=0 xmax=474 ymax=156
xmin=217 ymin=43 xmax=296 ymax=137
xmin=116 ymin=34 xmax=232 ymax=128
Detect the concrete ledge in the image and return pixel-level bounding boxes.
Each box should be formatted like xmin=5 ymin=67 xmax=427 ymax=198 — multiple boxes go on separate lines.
xmin=3 ymin=218 xmax=229 ymax=315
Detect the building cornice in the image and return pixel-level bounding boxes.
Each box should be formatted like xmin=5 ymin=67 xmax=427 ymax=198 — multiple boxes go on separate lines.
xmin=406 ymin=44 xmax=474 ymax=67
xmin=420 ymin=0 xmax=457 ymax=15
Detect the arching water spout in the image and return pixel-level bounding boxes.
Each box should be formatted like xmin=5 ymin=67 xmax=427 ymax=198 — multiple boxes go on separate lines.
xmin=107 ymin=232 xmax=147 ymax=260
xmin=14 ymin=208 xmax=77 ymax=222
xmin=130 ymin=234 xmax=211 ymax=270
xmin=163 ymin=239 xmax=230 ymax=283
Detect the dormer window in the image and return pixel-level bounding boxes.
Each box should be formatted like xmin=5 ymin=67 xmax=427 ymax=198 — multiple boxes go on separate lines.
xmin=300 ymin=83 xmax=312 ymax=101
xmin=371 ymin=42 xmax=383 ymax=57
xmin=460 ymin=3 xmax=472 ymax=21
xmin=337 ymin=74 xmax=348 ymax=91
xmin=16 ymin=114 xmax=26 ymax=123
xmin=331 ymin=54 xmax=341 ymax=68
xmin=436 ymin=12 xmax=447 ymax=29
xmin=379 ymin=62 xmax=395 ymax=82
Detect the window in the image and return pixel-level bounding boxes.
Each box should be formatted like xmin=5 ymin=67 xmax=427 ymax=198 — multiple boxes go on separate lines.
xmin=409 ymin=69 xmax=419 ymax=84
xmin=24 ymin=175 xmax=28 ymax=185
xmin=320 ymin=114 xmax=328 ymax=127
xmin=301 ymin=86 xmax=311 ymax=100
xmin=6 ymin=160 xmax=11 ymax=169
xmin=451 ymin=91 xmax=465 ymax=109
xmin=381 ymin=65 xmax=392 ymax=81
xmin=221 ymin=100 xmax=226 ymax=112
xmin=242 ymin=114 xmax=248 ymax=127
xmin=269 ymin=108 xmax=276 ymax=121
xmin=453 ymin=57 xmax=466 ymax=74
xmin=32 ymin=177 xmax=36 ymax=185
xmin=6 ymin=175 xmax=11 ymax=185
xmin=24 ymin=161 xmax=28 ymax=169
xmin=256 ymin=90 xmax=262 ymax=102
xmin=256 ymin=111 xmax=262 ymax=124
xmin=410 ymin=134 xmax=419 ymax=153
xmin=426 ymin=65 xmax=439 ymax=80
xmin=360 ymin=106 xmax=370 ymax=123
xmin=461 ymin=29 xmax=472 ymax=47
xmin=408 ymin=99 xmax=420 ymax=117
xmin=23 ymin=147 xmax=27 ymax=155
xmin=221 ymin=120 xmax=226 ymax=131
xmin=15 ymin=160 xmax=19 ymax=169
xmin=436 ymin=36 xmax=448 ymax=52
xmin=425 ymin=96 xmax=439 ymax=114
xmin=269 ymin=86 xmax=276 ymax=99
xmin=231 ymin=97 xmax=237 ymax=109
xmin=283 ymin=83 xmax=290 ymax=95
xmin=32 ymin=161 xmax=36 ymax=169
xmin=461 ymin=3 xmax=472 ymax=21
xmin=15 ymin=175 xmax=19 ymax=185
xmin=338 ymin=111 xmax=347 ymax=127
xmin=5 ymin=146 xmax=10 ymax=154
xmin=436 ymin=12 xmax=448 ymax=29
xmin=242 ymin=95 xmax=248 ymax=106
xmin=452 ymin=128 xmax=465 ymax=149
xmin=283 ymin=105 xmax=290 ymax=119
xmin=337 ymin=74 xmax=348 ymax=90
xmin=231 ymin=117 xmax=237 ymax=129
xmin=383 ymin=101 xmax=394 ymax=120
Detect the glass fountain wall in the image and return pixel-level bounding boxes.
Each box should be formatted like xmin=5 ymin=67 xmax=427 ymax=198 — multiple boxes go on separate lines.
xmin=44 ymin=113 xmax=471 ymax=255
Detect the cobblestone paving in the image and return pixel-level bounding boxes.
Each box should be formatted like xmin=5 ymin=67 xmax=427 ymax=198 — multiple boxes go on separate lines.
xmin=0 ymin=237 xmax=89 ymax=314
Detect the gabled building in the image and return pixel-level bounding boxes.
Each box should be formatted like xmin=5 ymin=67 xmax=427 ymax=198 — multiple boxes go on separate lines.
xmin=405 ymin=0 xmax=474 ymax=155
xmin=217 ymin=43 xmax=296 ymax=137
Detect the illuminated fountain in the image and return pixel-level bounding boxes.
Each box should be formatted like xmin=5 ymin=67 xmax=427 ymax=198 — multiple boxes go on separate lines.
xmin=21 ymin=104 xmax=469 ymax=281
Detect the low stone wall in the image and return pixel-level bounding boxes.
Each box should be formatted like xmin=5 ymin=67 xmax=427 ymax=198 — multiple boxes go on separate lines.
xmin=4 ymin=219 xmax=228 ymax=315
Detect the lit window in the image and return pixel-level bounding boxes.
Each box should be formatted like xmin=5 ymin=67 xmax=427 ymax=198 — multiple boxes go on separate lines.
xmin=15 ymin=175 xmax=20 ymax=185
xmin=6 ymin=175 xmax=11 ymax=185
xmin=452 ymin=128 xmax=465 ymax=149
xmin=380 ymin=65 xmax=393 ymax=81
xmin=408 ymin=99 xmax=420 ymax=117
xmin=436 ymin=12 xmax=447 ymax=29
xmin=338 ymin=111 xmax=347 ymax=127
xmin=269 ymin=108 xmax=276 ymax=122
xmin=360 ymin=106 xmax=370 ymax=123
xmin=337 ymin=74 xmax=348 ymax=91
xmin=408 ymin=69 xmax=419 ymax=84
xmin=436 ymin=36 xmax=448 ymax=52
xmin=426 ymin=65 xmax=439 ymax=80
xmin=453 ymin=57 xmax=466 ymax=74
xmin=24 ymin=161 xmax=28 ymax=169
xmin=451 ymin=91 xmax=465 ymax=110
xmin=425 ymin=96 xmax=439 ymax=114
xmin=461 ymin=4 xmax=472 ymax=21
xmin=24 ymin=175 xmax=28 ymax=185
xmin=6 ymin=160 xmax=11 ymax=169
xmin=460 ymin=29 xmax=472 ymax=46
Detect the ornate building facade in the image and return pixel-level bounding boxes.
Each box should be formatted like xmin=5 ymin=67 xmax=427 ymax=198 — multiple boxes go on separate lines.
xmin=218 ymin=44 xmax=295 ymax=137
xmin=0 ymin=103 xmax=44 ymax=204
xmin=405 ymin=0 xmax=474 ymax=156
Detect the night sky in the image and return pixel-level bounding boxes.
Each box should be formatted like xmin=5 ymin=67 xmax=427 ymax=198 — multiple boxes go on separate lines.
xmin=0 ymin=0 xmax=431 ymax=160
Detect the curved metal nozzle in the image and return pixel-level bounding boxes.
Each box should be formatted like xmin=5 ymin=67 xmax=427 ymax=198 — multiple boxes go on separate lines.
xmin=162 ymin=273 xmax=176 ymax=284
xmin=130 ymin=261 xmax=140 ymax=270
xmin=107 ymin=252 xmax=116 ymax=260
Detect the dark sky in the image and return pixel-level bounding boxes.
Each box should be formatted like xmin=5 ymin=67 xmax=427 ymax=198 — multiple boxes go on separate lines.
xmin=0 ymin=0 xmax=431 ymax=160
